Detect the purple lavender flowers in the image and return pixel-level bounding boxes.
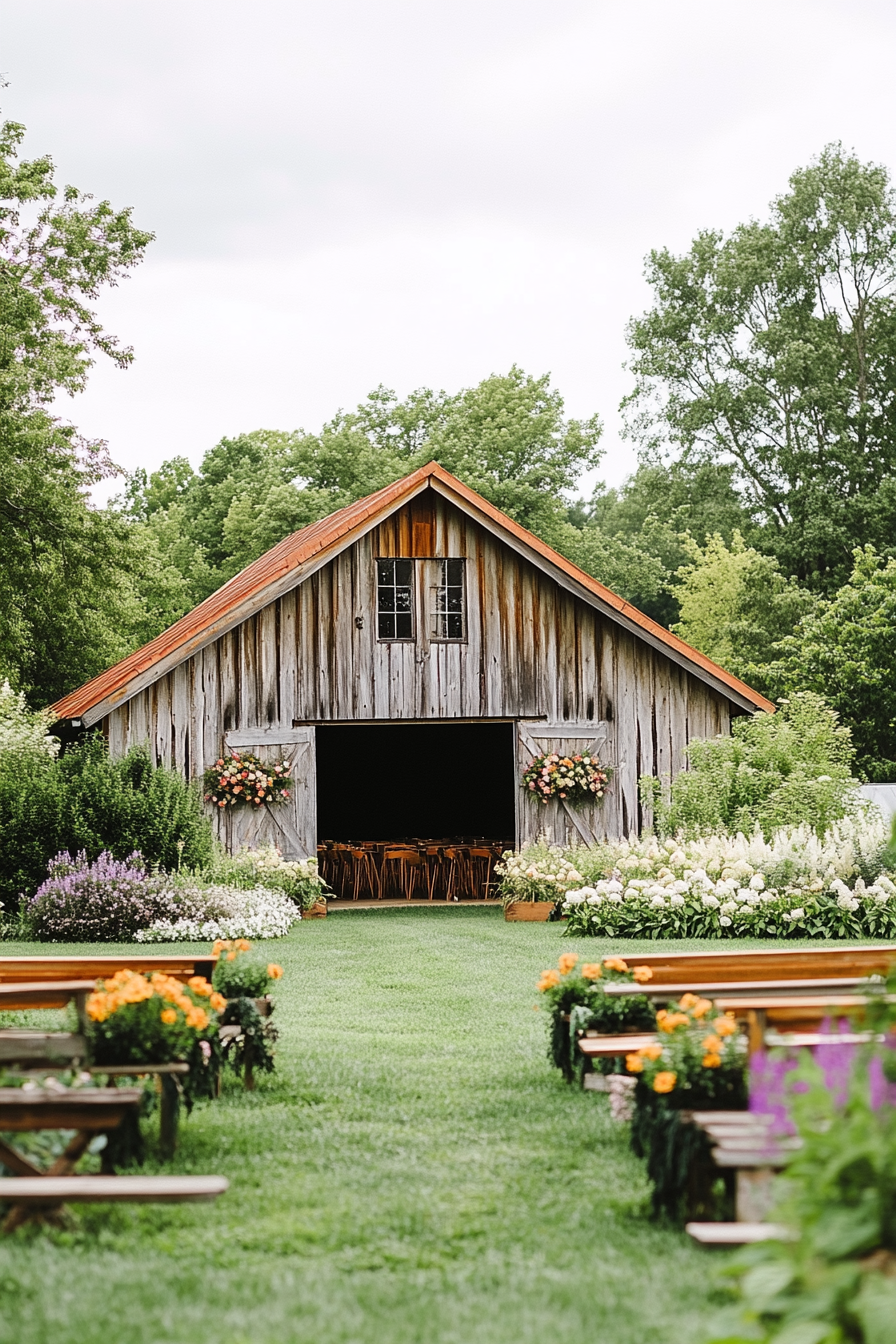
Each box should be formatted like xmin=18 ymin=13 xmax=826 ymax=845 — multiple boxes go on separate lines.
xmin=23 ymin=850 xmax=185 ymax=941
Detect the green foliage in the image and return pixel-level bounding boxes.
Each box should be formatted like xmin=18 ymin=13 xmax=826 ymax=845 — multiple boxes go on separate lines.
xmin=709 ymin=1051 xmax=896 ymax=1344
xmin=0 ymin=735 xmax=213 ymax=910
xmin=771 ymin=547 xmax=896 ymax=781
xmin=209 ymin=845 xmax=327 ymax=911
xmin=671 ymin=533 xmax=813 ymax=689
xmin=535 ymin=953 xmax=656 ymax=1081
xmin=120 ymin=369 xmax=604 ymax=609
xmin=0 ymin=679 xmax=59 ymax=757
xmin=624 ymin=143 xmax=896 ymax=593
xmin=0 ymin=115 xmax=168 ymax=705
xmin=644 ymin=694 xmax=858 ymax=838
xmin=212 ymin=944 xmax=282 ymax=1000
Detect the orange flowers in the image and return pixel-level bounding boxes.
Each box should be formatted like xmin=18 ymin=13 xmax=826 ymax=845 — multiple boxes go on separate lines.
xmin=537 ymin=969 xmax=562 ymax=992
xmin=626 ymin=1043 xmax=663 ymax=1074
xmin=652 ymin=1071 xmax=677 ymax=1094
xmin=581 ymin=963 xmax=603 ymax=981
xmin=86 ymin=968 xmax=226 ymax=1036
xmin=640 ymin=1044 xmax=663 ymax=1061
xmin=267 ymin=963 xmax=284 ymax=980
xmin=678 ymin=993 xmax=713 ymax=1017
xmin=702 ymin=1052 xmax=722 ymax=1068
xmin=625 ymin=1053 xmax=644 ymax=1073
xmin=656 ymin=1010 xmax=690 ymax=1033
xmin=210 ymin=992 xmax=227 ymax=1012
xmin=701 ymin=1035 xmax=723 ymax=1055
xmin=632 ymin=966 xmax=654 ymax=984
xmin=160 ymin=1008 xmax=177 ymax=1025
xmin=603 ymin=956 xmax=629 ymax=973
xmin=213 ymin=937 xmax=253 ymax=957
xmin=712 ymin=1014 xmax=738 ymax=1037
xmin=558 ymin=954 xmax=579 ymax=975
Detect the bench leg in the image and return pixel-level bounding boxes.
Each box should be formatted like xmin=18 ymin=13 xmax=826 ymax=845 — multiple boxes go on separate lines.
xmin=159 ymin=1073 xmax=181 ymax=1157
xmin=1 ymin=1131 xmax=92 ymax=1233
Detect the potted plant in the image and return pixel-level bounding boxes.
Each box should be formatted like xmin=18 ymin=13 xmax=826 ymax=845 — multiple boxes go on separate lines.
xmin=536 ymin=954 xmax=657 ymax=1082
xmin=624 ymin=993 xmax=747 ymax=1221
xmin=496 ymin=844 xmax=584 ymax=921
xmin=211 ymin=940 xmax=283 ymax=1088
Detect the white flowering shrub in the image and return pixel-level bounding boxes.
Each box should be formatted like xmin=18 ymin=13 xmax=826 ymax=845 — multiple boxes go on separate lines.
xmin=513 ymin=811 xmax=896 ymax=939
xmin=135 ymin=883 xmax=299 ymax=942
xmin=0 ymin=681 xmax=59 ymax=759
xmin=211 ymin=844 xmax=327 ymax=910
xmin=495 ymin=841 xmax=584 ymax=904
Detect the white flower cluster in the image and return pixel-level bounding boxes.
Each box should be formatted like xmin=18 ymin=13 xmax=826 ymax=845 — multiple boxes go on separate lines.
xmin=538 ymin=812 xmax=896 ymax=937
xmin=135 ymin=884 xmax=299 ymax=942
xmin=495 ymin=843 xmax=583 ymax=902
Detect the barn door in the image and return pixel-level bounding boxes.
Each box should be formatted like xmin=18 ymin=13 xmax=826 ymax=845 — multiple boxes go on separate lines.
xmin=219 ymin=727 xmax=316 ymax=859
xmin=517 ymin=720 xmax=612 ymax=848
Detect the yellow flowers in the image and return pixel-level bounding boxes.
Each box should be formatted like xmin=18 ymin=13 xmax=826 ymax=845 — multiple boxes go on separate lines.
xmin=632 ymin=966 xmax=654 ymax=984
xmin=652 ymin=1071 xmax=677 ymax=1094
xmin=537 ymin=969 xmax=562 ymax=992
xmin=558 ymin=953 xmax=579 ymax=975
xmin=86 ymin=968 xmax=225 ymax=1035
xmin=603 ymin=956 xmax=629 ymax=973
xmin=267 ymin=964 xmax=284 ymax=980
xmin=581 ymin=963 xmax=603 ymax=981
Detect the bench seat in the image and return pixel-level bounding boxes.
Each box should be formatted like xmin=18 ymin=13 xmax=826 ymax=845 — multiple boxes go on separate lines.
xmin=0 ymin=1175 xmax=228 ymax=1205
xmin=0 ymin=955 xmax=216 ymax=984
xmin=686 ymin=1221 xmax=794 ymax=1245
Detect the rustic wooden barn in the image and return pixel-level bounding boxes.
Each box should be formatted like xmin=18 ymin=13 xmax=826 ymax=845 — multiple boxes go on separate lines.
xmin=51 ymin=463 xmax=772 ymax=878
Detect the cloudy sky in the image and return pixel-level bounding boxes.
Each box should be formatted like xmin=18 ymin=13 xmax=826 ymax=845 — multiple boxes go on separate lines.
xmin=4 ymin=0 xmax=896 ymax=498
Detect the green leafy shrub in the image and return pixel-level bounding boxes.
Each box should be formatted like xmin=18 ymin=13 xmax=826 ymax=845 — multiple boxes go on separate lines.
xmin=210 ymin=845 xmax=327 ymax=911
xmin=0 ymin=735 xmax=213 ymax=912
xmin=641 ymin=693 xmax=859 ymax=839
xmin=709 ymin=1046 xmax=896 ymax=1344
xmin=211 ymin=940 xmax=284 ymax=999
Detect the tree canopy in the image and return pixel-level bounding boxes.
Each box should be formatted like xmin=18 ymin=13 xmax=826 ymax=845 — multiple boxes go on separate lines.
xmin=0 ymin=116 xmax=173 ymax=705
xmin=624 ymin=144 xmax=896 ymax=590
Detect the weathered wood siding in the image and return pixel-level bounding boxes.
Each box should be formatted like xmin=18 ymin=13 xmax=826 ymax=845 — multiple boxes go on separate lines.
xmin=104 ymin=490 xmax=732 ymax=845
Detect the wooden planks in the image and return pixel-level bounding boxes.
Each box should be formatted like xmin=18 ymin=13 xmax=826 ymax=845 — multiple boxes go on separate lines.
xmin=0 ymin=1175 xmax=228 ymax=1204
xmin=100 ymin=490 xmax=738 ymax=841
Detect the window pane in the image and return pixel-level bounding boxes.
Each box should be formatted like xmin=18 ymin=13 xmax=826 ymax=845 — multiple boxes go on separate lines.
xmin=430 ymin=558 xmax=465 ymax=639
xmin=377 ymin=557 xmax=414 ymax=640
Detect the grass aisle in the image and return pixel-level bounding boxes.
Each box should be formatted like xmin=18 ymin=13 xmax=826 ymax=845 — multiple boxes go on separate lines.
xmin=0 ymin=910 xmax=762 ymax=1344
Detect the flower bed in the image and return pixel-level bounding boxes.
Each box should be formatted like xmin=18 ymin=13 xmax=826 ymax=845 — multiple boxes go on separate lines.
xmin=495 ymin=842 xmax=583 ymax=905
xmin=134 ymin=884 xmax=299 ymax=942
xmin=508 ymin=814 xmax=896 ymax=939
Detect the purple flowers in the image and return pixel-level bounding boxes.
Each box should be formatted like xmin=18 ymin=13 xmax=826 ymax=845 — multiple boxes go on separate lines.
xmin=23 ymin=850 xmax=187 ymax=942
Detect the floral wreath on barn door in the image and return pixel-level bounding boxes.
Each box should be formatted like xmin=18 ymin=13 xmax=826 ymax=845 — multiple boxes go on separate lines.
xmin=203 ymin=752 xmax=294 ymax=809
xmin=522 ymin=752 xmax=611 ymax=808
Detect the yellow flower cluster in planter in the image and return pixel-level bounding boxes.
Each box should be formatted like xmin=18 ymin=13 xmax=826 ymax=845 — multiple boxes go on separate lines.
xmin=86 ymin=969 xmax=226 ymax=1066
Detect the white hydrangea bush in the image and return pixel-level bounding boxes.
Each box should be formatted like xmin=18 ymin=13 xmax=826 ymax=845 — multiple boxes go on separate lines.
xmin=495 ymin=842 xmax=584 ymax=904
xmin=0 ymin=681 xmax=59 ymax=758
xmin=536 ymin=812 xmax=896 ymax=938
xmin=135 ymin=883 xmax=299 ymax=942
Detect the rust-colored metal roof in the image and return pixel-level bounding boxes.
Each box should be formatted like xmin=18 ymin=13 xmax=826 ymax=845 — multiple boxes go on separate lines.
xmin=51 ymin=461 xmax=774 ymax=720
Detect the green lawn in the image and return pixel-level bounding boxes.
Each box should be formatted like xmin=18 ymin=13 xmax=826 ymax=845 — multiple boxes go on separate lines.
xmin=0 ymin=912 xmax=848 ymax=1344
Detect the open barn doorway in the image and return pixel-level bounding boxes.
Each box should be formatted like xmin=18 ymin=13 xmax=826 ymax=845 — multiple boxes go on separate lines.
xmin=315 ymin=721 xmax=516 ymax=901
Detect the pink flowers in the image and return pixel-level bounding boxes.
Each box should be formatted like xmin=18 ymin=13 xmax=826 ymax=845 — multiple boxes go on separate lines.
xmin=203 ymin=751 xmax=294 ymax=812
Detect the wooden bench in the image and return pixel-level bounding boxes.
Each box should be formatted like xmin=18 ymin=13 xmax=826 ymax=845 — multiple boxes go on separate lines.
xmin=0 ymin=1175 xmax=228 ymax=1230
xmin=607 ymin=945 xmax=896 ymax=985
xmin=712 ymin=993 xmax=896 ymax=1053
xmin=0 ymin=955 xmax=217 ymax=985
xmin=0 ymin=980 xmax=95 ymax=1029
xmin=684 ymin=1109 xmax=797 ymax=1222
xmin=604 ymin=976 xmax=874 ymax=1000
xmin=576 ymin=1033 xmax=658 ymax=1062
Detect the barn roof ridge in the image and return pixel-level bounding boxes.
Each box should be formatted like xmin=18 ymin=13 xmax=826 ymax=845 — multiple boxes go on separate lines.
xmin=50 ymin=460 xmax=774 ymax=722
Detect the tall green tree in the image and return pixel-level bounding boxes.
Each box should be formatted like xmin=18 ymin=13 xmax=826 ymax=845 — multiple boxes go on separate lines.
xmin=0 ymin=116 xmax=157 ymax=704
xmin=624 ymin=144 xmax=896 ymax=590
xmin=771 ymin=547 xmax=896 ymax=780
xmin=124 ymin=368 xmax=605 ymax=606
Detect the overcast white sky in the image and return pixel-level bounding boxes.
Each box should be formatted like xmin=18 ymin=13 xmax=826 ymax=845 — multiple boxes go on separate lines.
xmin=4 ymin=0 xmax=896 ymax=500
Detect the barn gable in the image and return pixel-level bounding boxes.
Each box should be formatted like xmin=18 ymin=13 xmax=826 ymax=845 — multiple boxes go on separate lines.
xmin=51 ymin=463 xmax=772 ymax=851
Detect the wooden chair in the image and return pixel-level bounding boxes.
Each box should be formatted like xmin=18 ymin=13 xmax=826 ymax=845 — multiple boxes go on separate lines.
xmin=424 ymin=846 xmax=447 ymax=901
xmin=348 ymin=847 xmax=380 ymax=900
xmin=467 ymin=847 xmax=496 ymax=900
xmin=380 ymin=848 xmax=425 ymax=900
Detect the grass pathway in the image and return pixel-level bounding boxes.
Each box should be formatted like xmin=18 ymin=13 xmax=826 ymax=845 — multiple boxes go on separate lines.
xmin=0 ymin=910 xmax=755 ymax=1344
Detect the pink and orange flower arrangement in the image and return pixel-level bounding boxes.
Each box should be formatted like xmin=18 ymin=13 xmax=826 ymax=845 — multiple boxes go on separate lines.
xmin=203 ymin=752 xmax=293 ymax=809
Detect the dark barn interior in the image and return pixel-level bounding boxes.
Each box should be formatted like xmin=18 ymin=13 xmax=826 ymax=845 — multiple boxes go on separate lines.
xmin=316 ymin=721 xmax=516 ymax=841
xmin=315 ymin=721 xmax=516 ymax=899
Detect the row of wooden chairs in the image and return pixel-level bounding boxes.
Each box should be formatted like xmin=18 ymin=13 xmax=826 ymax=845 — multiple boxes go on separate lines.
xmin=317 ymin=841 xmax=505 ymax=901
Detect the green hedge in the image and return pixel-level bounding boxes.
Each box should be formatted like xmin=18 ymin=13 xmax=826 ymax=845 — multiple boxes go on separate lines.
xmin=0 ymin=735 xmax=213 ymax=913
